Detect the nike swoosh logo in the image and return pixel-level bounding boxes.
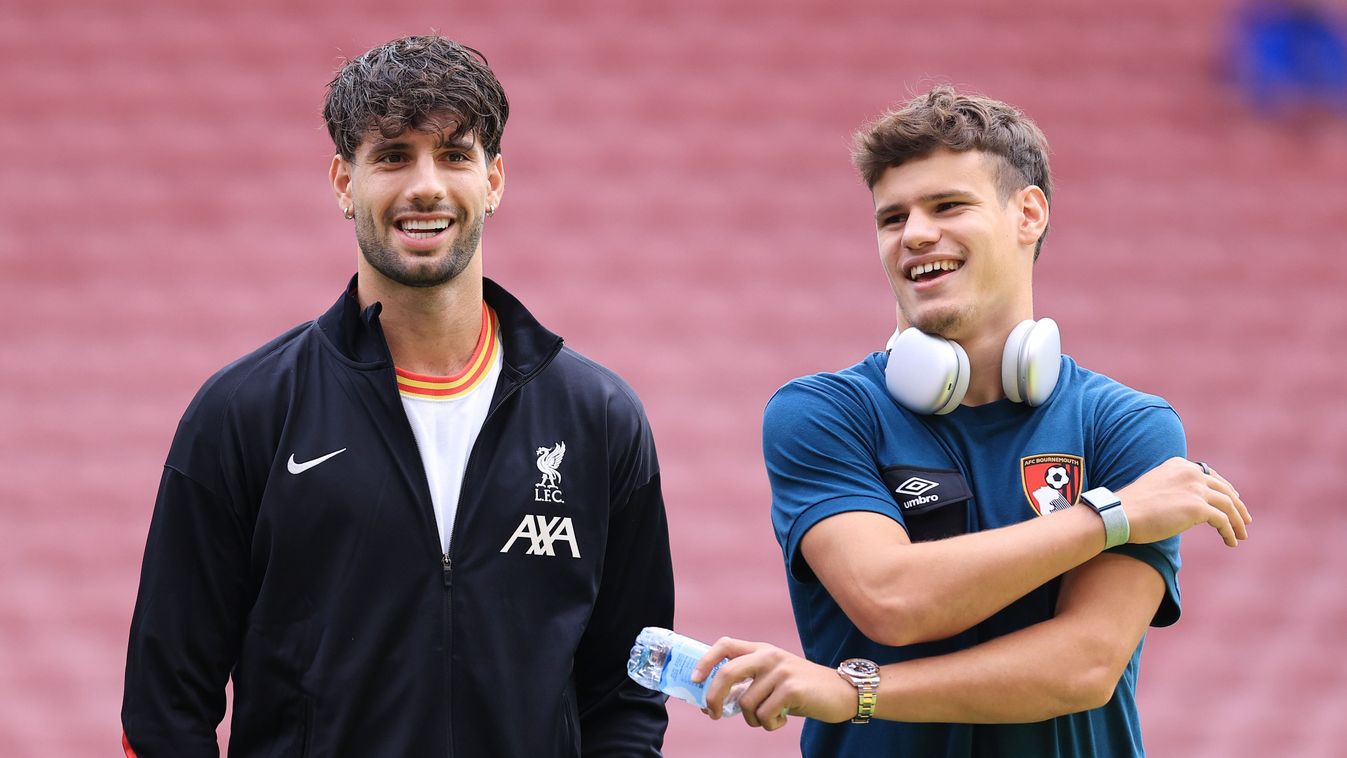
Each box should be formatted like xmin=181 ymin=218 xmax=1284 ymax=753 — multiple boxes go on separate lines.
xmin=287 ymin=448 xmax=347 ymax=475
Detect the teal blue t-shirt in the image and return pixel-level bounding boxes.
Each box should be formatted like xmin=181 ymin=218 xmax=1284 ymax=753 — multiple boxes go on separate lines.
xmin=765 ymin=353 xmax=1183 ymax=758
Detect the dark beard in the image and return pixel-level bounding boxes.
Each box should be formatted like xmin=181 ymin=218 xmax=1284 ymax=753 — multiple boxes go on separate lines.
xmin=355 ymin=207 xmax=484 ymax=289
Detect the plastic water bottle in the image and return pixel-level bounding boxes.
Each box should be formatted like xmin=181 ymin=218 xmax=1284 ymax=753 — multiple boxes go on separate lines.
xmin=627 ymin=627 xmax=750 ymax=717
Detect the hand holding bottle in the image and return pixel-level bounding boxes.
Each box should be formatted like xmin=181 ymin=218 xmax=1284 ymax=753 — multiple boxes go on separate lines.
xmin=627 ymin=627 xmax=750 ymax=717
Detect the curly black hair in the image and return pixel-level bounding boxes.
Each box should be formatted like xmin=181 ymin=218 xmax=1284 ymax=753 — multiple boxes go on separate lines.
xmin=323 ymin=35 xmax=509 ymax=161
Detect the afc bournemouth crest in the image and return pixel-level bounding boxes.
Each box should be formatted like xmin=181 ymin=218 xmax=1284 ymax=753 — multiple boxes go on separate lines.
xmin=1020 ymin=453 xmax=1083 ymax=515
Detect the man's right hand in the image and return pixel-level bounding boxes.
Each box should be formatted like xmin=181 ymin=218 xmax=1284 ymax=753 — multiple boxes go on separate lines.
xmin=1117 ymin=457 xmax=1251 ymax=547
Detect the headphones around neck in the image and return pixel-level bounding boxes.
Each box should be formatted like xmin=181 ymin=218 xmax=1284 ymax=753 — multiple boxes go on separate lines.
xmin=884 ymin=318 xmax=1061 ymax=415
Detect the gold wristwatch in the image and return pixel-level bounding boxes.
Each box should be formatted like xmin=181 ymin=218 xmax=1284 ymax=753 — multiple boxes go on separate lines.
xmin=836 ymin=658 xmax=880 ymax=724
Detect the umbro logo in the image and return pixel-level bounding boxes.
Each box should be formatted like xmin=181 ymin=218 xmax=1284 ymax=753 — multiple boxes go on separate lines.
xmin=286 ymin=448 xmax=347 ymax=475
xmin=894 ymin=476 xmax=941 ymax=508
xmin=881 ymin=466 xmax=969 ymax=515
xmin=500 ymin=515 xmax=581 ymax=558
xmin=895 ymin=477 xmax=939 ymax=496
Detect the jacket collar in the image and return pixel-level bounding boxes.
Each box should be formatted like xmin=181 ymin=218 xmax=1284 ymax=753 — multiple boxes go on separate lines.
xmin=316 ymin=274 xmax=564 ymax=377
xmin=483 ymin=277 xmax=564 ymax=379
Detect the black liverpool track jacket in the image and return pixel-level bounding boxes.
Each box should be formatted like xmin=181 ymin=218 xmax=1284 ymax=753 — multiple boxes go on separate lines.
xmin=123 ymin=277 xmax=675 ymax=757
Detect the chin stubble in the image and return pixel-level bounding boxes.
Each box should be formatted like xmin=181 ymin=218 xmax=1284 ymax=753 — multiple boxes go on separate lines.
xmin=908 ymin=305 xmax=971 ymax=338
xmin=355 ymin=207 xmax=484 ymax=288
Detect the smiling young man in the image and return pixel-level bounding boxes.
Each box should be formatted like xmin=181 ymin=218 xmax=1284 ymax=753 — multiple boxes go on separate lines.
xmin=122 ymin=36 xmax=673 ymax=757
xmin=693 ymin=87 xmax=1251 ymax=756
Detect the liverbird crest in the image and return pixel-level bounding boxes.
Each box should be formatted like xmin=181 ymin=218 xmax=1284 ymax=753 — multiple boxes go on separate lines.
xmin=535 ymin=442 xmax=566 ymax=488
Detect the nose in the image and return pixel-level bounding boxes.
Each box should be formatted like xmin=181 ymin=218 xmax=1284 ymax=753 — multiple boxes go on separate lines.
xmin=901 ymin=209 xmax=939 ymax=250
xmin=405 ymin=153 xmax=446 ymax=208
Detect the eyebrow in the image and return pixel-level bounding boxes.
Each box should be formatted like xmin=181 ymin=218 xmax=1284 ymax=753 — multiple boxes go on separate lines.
xmin=365 ymin=135 xmax=477 ymax=155
xmin=874 ymin=191 xmax=973 ymax=222
xmin=435 ymin=135 xmax=477 ymax=151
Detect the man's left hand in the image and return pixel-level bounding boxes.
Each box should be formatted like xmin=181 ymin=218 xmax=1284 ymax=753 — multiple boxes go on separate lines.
xmin=692 ymin=637 xmax=857 ymax=730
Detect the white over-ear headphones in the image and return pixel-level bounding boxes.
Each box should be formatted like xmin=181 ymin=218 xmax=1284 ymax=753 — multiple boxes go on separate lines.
xmin=884 ymin=318 xmax=1061 ymax=415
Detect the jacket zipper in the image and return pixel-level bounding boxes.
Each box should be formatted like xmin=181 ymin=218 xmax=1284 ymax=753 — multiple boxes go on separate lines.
xmin=437 ymin=374 xmax=527 ymax=757
xmin=443 ymin=372 xmax=527 ymax=563
xmin=383 ymin=329 xmax=558 ymax=756
xmin=371 ymin=301 xmax=561 ymax=756
xmin=387 ymin=369 xmax=456 ymax=755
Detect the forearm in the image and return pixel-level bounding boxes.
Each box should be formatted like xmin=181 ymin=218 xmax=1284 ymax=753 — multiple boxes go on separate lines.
xmin=873 ymin=615 xmax=1115 ymax=723
xmin=118 ymin=723 xmax=221 ymax=758
xmin=577 ymin=476 xmax=673 ymax=755
xmin=123 ymin=468 xmax=245 ymax=755
xmin=699 ymin=555 xmax=1161 ymax=731
xmin=868 ymin=552 xmax=1161 ymax=724
xmin=578 ymin=680 xmax=669 ymax=757
xmin=698 ymin=611 xmax=1127 ymax=731
xmin=826 ymin=505 xmax=1106 ymax=645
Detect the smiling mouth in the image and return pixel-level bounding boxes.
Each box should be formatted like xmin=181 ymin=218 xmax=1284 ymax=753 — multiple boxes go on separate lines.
xmin=397 ymin=219 xmax=451 ymax=239
xmin=908 ymin=260 xmax=962 ymax=283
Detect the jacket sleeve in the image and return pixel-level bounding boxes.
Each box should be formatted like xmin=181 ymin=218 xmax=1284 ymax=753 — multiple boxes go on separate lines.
xmin=122 ymin=464 xmax=250 ymax=757
xmin=573 ymin=456 xmax=675 ymax=756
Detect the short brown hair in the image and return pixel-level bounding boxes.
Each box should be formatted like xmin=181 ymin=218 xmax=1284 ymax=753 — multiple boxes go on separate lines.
xmin=852 ymin=86 xmax=1051 ymax=257
xmin=323 ymin=35 xmax=509 ymax=161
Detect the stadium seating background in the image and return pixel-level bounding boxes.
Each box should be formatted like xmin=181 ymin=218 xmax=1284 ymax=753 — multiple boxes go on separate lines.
xmin=2 ymin=0 xmax=1344 ymax=755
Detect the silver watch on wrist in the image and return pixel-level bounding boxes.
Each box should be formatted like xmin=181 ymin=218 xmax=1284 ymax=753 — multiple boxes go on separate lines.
xmin=836 ymin=658 xmax=880 ymax=724
xmin=1080 ymin=486 xmax=1130 ymax=549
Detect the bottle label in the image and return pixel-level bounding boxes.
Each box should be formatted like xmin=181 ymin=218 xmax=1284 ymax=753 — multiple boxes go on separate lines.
xmin=660 ymin=639 xmax=721 ymax=709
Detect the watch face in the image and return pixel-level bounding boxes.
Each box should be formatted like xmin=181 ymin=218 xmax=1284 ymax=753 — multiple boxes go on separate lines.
xmin=840 ymin=659 xmax=879 ymax=678
xmin=1083 ymin=487 xmax=1121 ymax=511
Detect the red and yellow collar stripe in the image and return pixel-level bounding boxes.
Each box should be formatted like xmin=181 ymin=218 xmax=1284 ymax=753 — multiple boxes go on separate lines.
xmin=395 ymin=304 xmax=500 ymax=400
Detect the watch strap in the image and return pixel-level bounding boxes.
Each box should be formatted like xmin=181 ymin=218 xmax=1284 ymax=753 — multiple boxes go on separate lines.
xmin=836 ymin=658 xmax=880 ymax=724
xmin=1081 ymin=486 xmax=1130 ymax=549
xmin=854 ymin=688 xmax=877 ymax=724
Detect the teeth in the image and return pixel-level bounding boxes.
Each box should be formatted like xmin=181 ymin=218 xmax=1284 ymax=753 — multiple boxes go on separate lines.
xmin=400 ymin=219 xmax=449 ymax=231
xmin=908 ymin=260 xmax=961 ymax=281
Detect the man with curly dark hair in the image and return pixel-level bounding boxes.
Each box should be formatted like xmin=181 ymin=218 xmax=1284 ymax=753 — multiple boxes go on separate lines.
xmin=122 ymin=35 xmax=674 ymax=757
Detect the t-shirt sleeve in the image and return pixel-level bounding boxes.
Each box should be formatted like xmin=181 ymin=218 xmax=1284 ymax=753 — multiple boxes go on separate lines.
xmin=763 ymin=378 xmax=902 ymax=584
xmin=1089 ymin=402 xmax=1186 ymax=627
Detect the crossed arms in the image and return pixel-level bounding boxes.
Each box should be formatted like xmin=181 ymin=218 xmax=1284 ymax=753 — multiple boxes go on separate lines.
xmin=695 ymin=457 xmax=1250 ymax=731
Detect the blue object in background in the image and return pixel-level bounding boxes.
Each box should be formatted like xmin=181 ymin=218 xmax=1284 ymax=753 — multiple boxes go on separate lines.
xmin=1234 ymin=0 xmax=1347 ymax=113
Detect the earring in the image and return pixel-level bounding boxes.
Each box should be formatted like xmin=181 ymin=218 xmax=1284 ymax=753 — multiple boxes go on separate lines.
xmin=343 ymin=206 xmax=354 ymax=220
xmin=486 ymin=205 xmax=496 ymax=217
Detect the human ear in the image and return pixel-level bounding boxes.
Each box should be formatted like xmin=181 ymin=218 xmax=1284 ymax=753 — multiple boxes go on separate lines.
xmin=1017 ymin=185 xmax=1049 ymax=248
xmin=486 ymin=153 xmax=505 ymax=211
xmin=330 ymin=155 xmax=353 ymax=214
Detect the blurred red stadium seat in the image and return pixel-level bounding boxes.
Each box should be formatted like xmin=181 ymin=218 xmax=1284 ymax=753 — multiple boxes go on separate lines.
xmin=2 ymin=0 xmax=1343 ymax=755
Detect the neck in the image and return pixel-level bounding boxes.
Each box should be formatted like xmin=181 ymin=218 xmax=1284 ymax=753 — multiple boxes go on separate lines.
xmin=357 ymin=260 xmax=486 ymax=376
xmin=952 ymin=308 xmax=1033 ymax=407
xmin=957 ymin=329 xmax=1012 ymax=406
